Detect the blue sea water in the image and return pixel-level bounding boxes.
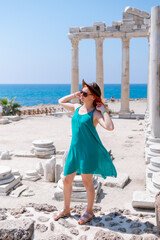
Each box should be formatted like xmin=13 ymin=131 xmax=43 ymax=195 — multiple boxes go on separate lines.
xmin=0 ymin=84 xmax=147 ymax=106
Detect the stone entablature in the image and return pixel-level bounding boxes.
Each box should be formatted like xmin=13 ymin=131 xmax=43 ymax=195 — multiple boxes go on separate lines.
xmin=68 ymin=7 xmax=150 ymax=40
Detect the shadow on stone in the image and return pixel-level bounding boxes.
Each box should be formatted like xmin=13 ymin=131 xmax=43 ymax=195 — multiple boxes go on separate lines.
xmin=75 ymin=209 xmax=159 ymax=237
xmin=96 ymin=189 xmax=107 ymax=203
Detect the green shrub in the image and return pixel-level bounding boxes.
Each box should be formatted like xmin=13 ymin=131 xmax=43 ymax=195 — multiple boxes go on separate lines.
xmin=0 ymin=97 xmax=21 ymax=116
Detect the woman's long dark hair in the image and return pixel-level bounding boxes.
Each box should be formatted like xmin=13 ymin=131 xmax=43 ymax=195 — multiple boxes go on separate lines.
xmin=83 ymin=84 xmax=107 ymax=109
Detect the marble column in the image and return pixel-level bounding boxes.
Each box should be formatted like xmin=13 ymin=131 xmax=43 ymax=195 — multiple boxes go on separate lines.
xmin=145 ymin=6 xmax=160 ymax=197
xmin=95 ymin=38 xmax=104 ymax=97
xmin=71 ymin=38 xmax=79 ymax=103
xmin=147 ymin=37 xmax=151 ymax=114
xmin=150 ymin=6 xmax=160 ymax=138
xmin=119 ymin=38 xmax=131 ymax=119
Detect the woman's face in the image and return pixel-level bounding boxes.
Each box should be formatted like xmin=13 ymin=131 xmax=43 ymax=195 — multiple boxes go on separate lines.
xmin=80 ymin=86 xmax=95 ymax=103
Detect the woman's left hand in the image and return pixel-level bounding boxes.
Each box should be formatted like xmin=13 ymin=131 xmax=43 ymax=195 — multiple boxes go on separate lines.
xmin=96 ymin=102 xmax=106 ymax=113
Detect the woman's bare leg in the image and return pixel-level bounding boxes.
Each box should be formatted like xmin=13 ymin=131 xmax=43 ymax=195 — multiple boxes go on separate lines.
xmin=54 ymin=171 xmax=77 ymax=220
xmin=63 ymin=171 xmax=77 ymax=211
xmin=81 ymin=174 xmax=95 ymax=214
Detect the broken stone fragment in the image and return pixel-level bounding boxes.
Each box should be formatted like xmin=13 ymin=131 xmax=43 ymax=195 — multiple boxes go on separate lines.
xmin=93 ymin=230 xmax=125 ymax=240
xmin=0 ymin=218 xmax=34 ymax=240
xmin=35 ymin=223 xmax=48 ymax=232
xmin=58 ymin=218 xmax=76 ymax=228
xmin=36 ymin=162 xmax=44 ymax=176
xmin=26 ymin=203 xmax=57 ymax=212
xmin=70 ymin=227 xmax=79 ymax=236
xmin=44 ymin=157 xmax=56 ymax=182
xmin=0 ymin=151 xmax=11 ymax=160
xmin=37 ymin=216 xmax=50 ymax=222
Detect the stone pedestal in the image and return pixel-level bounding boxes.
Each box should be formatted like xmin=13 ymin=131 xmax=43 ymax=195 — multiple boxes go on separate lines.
xmin=23 ymin=170 xmax=41 ymax=181
xmin=0 ymin=166 xmax=21 ymax=195
xmin=146 ymin=171 xmax=160 ymax=196
xmin=147 ymin=157 xmax=160 ymax=178
xmin=119 ymin=38 xmax=131 ymax=119
xmin=31 ymin=139 xmax=56 ymax=158
xmin=146 ymin=144 xmax=160 ymax=164
xmin=53 ymin=173 xmax=102 ymax=202
xmin=145 ymin=135 xmax=160 ymax=164
xmin=95 ymin=38 xmax=104 ymax=97
xmin=148 ymin=136 xmax=160 ymax=144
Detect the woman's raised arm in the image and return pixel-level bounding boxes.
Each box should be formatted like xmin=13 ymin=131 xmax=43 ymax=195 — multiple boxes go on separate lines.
xmin=58 ymin=92 xmax=81 ymax=112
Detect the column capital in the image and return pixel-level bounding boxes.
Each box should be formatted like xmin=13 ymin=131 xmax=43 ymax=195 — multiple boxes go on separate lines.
xmin=71 ymin=38 xmax=79 ymax=48
xmin=95 ymin=38 xmax=104 ymax=47
xmin=122 ymin=37 xmax=130 ymax=48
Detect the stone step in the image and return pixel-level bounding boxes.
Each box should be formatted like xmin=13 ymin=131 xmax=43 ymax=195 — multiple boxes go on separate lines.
xmin=31 ymin=145 xmax=55 ymax=152
xmin=23 ymin=175 xmax=41 ymax=182
xmin=148 ymin=163 xmax=160 ymax=172
xmin=152 ymin=173 xmax=160 ymax=189
xmin=0 ymin=174 xmax=15 ymax=185
xmin=32 ymin=139 xmax=54 ymax=148
xmin=150 ymin=144 xmax=160 ymax=154
xmin=146 ymin=149 xmax=160 ymax=163
xmin=146 ymin=141 xmax=155 ymax=147
xmin=0 ymin=166 xmax=12 ymax=179
xmin=0 ymin=175 xmax=21 ymax=195
xmin=148 ymin=136 xmax=160 ymax=143
xmin=146 ymin=181 xmax=160 ymax=196
xmin=60 ymin=173 xmax=98 ymax=187
xmin=53 ymin=182 xmax=102 ymax=203
xmin=25 ymin=170 xmax=39 ymax=176
xmin=34 ymin=150 xmax=55 ymax=156
xmin=151 ymin=157 xmax=160 ymax=167
xmin=58 ymin=178 xmax=98 ymax=192
xmin=132 ymin=191 xmax=155 ymax=209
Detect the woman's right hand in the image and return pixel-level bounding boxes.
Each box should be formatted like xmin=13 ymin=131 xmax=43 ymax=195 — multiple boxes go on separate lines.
xmin=74 ymin=91 xmax=81 ymax=99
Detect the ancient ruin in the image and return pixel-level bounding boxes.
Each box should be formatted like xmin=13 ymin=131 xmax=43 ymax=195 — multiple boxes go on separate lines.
xmin=132 ymin=6 xmax=160 ymax=217
xmin=1 ymin=5 xmax=160 ymax=239
xmin=0 ymin=166 xmax=21 ymax=196
xmin=68 ymin=6 xmax=150 ymax=118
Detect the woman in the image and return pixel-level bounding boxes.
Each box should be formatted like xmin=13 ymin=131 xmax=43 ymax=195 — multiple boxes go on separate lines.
xmin=54 ymin=80 xmax=117 ymax=224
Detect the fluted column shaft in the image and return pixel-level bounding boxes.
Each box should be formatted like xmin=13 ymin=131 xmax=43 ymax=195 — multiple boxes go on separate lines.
xmin=119 ymin=38 xmax=131 ymax=118
xmin=71 ymin=39 xmax=79 ymax=103
xmin=147 ymin=37 xmax=151 ymax=114
xmin=150 ymin=6 xmax=160 ymax=137
xmin=95 ymin=38 xmax=104 ymax=97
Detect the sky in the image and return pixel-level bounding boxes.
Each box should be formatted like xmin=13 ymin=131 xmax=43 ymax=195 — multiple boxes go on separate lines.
xmin=0 ymin=0 xmax=159 ymax=85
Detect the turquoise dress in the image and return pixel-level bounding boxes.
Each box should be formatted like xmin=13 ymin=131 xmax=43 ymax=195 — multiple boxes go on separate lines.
xmin=64 ymin=106 xmax=117 ymax=179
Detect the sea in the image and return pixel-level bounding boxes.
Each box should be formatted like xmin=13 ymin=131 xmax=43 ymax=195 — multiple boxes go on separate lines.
xmin=0 ymin=84 xmax=147 ymax=107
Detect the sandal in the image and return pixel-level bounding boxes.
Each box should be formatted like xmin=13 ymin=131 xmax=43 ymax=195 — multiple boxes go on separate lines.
xmin=78 ymin=211 xmax=95 ymax=225
xmin=53 ymin=209 xmax=70 ymax=221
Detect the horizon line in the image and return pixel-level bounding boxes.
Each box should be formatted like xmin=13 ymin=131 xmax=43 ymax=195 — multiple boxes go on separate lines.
xmin=0 ymin=83 xmax=147 ymax=85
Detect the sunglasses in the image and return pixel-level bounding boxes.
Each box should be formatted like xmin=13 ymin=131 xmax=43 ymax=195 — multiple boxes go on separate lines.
xmin=80 ymin=90 xmax=92 ymax=97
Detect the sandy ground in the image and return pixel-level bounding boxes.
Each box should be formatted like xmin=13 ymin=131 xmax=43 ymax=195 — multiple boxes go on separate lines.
xmin=0 ymin=99 xmax=147 ymax=211
xmin=1 ymin=99 xmax=159 ymax=239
